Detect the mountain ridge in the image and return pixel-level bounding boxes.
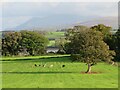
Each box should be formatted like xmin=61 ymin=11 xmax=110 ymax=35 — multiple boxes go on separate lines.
xmin=4 ymin=16 xmax=118 ymax=31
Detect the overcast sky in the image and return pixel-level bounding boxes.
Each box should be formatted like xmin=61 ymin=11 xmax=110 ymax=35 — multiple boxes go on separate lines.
xmin=0 ymin=2 xmax=118 ymax=30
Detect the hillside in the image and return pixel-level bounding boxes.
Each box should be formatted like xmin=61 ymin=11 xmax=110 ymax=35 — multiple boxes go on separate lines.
xmin=4 ymin=16 xmax=118 ymax=31
xmin=79 ymin=16 xmax=118 ymax=29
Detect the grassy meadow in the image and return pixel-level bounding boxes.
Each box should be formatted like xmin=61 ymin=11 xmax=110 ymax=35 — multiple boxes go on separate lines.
xmin=46 ymin=31 xmax=65 ymax=47
xmin=47 ymin=40 xmax=55 ymax=47
xmin=46 ymin=32 xmax=65 ymax=39
xmin=1 ymin=55 xmax=118 ymax=88
xmin=45 ymin=32 xmax=65 ymax=47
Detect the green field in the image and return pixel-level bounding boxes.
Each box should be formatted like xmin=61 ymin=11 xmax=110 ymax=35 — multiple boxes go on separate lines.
xmin=1 ymin=56 xmax=118 ymax=88
xmin=46 ymin=31 xmax=65 ymax=47
xmin=46 ymin=32 xmax=65 ymax=39
xmin=47 ymin=40 xmax=55 ymax=47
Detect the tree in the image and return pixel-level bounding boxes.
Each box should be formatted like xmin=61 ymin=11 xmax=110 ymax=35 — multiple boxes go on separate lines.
xmin=116 ymin=29 xmax=120 ymax=50
xmin=55 ymin=38 xmax=66 ymax=54
xmin=115 ymin=29 xmax=120 ymax=60
xmin=20 ymin=30 xmax=48 ymax=56
xmin=90 ymin=24 xmax=112 ymax=37
xmin=90 ymin=24 xmax=116 ymax=49
xmin=104 ymin=34 xmax=117 ymax=50
xmin=2 ymin=32 xmax=22 ymax=56
xmin=66 ymin=29 xmax=115 ymax=73
xmin=64 ymin=25 xmax=89 ymax=54
xmin=91 ymin=24 xmax=117 ymax=61
xmin=65 ymin=25 xmax=89 ymax=40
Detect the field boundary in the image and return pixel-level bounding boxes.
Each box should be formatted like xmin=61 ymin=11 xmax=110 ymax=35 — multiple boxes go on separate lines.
xmin=1 ymin=55 xmax=70 ymax=61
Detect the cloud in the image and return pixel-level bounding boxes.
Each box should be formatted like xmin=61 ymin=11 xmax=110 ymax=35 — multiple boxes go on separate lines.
xmin=0 ymin=2 xmax=2 ymax=17
xmin=87 ymin=2 xmax=118 ymax=16
xmin=2 ymin=16 xmax=31 ymax=29
xmin=2 ymin=2 xmax=118 ymax=17
xmin=48 ymin=2 xmax=60 ymax=7
xmin=1 ymin=2 xmax=118 ymax=30
xmin=2 ymin=2 xmax=45 ymax=17
xmin=73 ymin=2 xmax=118 ymax=16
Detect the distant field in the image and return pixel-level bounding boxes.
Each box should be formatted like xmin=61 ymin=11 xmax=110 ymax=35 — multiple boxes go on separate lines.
xmin=46 ymin=32 xmax=65 ymax=39
xmin=46 ymin=31 xmax=65 ymax=47
xmin=47 ymin=40 xmax=55 ymax=47
xmin=1 ymin=56 xmax=118 ymax=88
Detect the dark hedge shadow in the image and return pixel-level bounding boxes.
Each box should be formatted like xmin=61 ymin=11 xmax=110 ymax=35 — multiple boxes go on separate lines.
xmin=2 ymin=56 xmax=70 ymax=62
xmin=1 ymin=71 xmax=77 ymax=74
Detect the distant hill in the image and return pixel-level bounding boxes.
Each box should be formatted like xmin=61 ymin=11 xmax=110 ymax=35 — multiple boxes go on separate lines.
xmin=10 ymin=15 xmax=99 ymax=31
xmin=78 ymin=16 xmax=118 ymax=29
xmin=4 ymin=16 xmax=118 ymax=31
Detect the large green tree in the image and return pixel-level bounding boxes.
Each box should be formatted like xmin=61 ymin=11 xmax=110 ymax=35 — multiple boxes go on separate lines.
xmin=64 ymin=25 xmax=89 ymax=54
xmin=116 ymin=29 xmax=120 ymax=50
xmin=2 ymin=32 xmax=22 ymax=56
xmin=90 ymin=24 xmax=117 ymax=50
xmin=90 ymin=24 xmax=112 ymax=36
xmin=65 ymin=25 xmax=89 ymax=40
xmin=54 ymin=38 xmax=67 ymax=54
xmin=20 ymin=30 xmax=48 ymax=56
xmin=115 ymin=29 xmax=120 ymax=60
xmin=91 ymin=24 xmax=118 ymax=61
xmin=66 ymin=29 xmax=115 ymax=73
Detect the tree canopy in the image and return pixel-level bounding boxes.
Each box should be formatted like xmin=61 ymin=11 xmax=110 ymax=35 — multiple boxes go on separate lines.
xmin=2 ymin=31 xmax=49 ymax=56
xmin=2 ymin=32 xmax=22 ymax=56
xmin=90 ymin=24 xmax=112 ymax=36
xmin=115 ymin=29 xmax=120 ymax=60
xmin=65 ymin=26 xmax=115 ymax=73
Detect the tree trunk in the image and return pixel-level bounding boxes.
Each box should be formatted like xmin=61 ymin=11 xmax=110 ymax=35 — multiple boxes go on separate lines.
xmin=86 ymin=64 xmax=91 ymax=73
xmin=32 ymin=49 xmax=35 ymax=56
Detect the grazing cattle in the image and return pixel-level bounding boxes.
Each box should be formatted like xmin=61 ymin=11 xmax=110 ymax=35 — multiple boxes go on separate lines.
xmin=49 ymin=64 xmax=53 ymax=68
xmin=34 ymin=64 xmax=37 ymax=67
xmin=43 ymin=64 xmax=46 ymax=67
xmin=62 ymin=65 xmax=65 ymax=67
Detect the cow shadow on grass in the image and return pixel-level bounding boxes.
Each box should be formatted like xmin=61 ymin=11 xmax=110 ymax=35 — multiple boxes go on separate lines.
xmin=1 ymin=71 xmax=78 ymax=74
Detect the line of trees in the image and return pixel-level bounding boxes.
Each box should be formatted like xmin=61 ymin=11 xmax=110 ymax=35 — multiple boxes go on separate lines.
xmin=2 ymin=24 xmax=120 ymax=64
xmin=2 ymin=30 xmax=48 ymax=56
